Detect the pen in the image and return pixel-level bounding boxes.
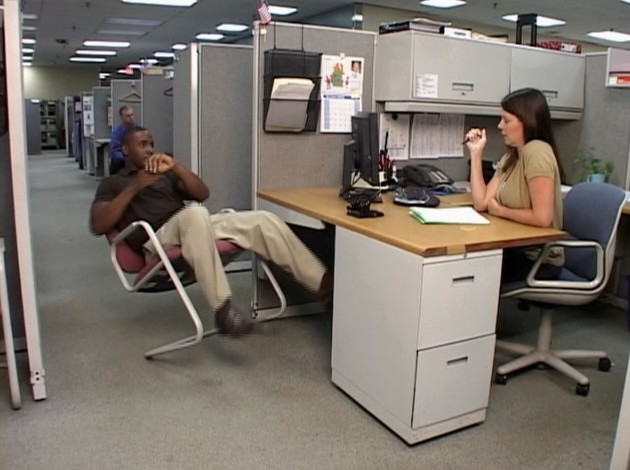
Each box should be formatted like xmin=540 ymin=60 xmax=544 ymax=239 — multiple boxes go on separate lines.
xmin=461 ymin=128 xmax=485 ymax=145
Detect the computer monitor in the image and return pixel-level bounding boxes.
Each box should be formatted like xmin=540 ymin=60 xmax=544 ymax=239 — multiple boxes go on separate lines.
xmin=350 ymin=112 xmax=380 ymax=187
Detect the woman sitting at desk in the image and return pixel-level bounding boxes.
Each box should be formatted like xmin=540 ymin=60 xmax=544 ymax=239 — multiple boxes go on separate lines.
xmin=465 ymin=87 xmax=565 ymax=282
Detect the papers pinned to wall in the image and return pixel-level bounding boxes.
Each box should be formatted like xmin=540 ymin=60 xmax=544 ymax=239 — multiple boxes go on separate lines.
xmin=319 ymin=54 xmax=365 ymax=133
xmin=379 ymin=113 xmax=410 ymax=160
xmin=410 ymin=113 xmax=465 ymax=159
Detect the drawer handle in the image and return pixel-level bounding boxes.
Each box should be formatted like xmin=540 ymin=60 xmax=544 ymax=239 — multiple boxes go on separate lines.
xmin=447 ymin=356 xmax=469 ymax=367
xmin=542 ymin=89 xmax=558 ymax=99
xmin=452 ymin=82 xmax=474 ymax=92
xmin=452 ymin=275 xmax=475 ymax=285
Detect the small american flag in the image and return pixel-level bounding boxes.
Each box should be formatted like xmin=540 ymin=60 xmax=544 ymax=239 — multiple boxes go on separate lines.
xmin=257 ymin=0 xmax=272 ymax=25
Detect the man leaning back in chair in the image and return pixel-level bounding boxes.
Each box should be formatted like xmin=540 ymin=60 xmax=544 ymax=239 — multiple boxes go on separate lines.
xmin=90 ymin=126 xmax=332 ymax=336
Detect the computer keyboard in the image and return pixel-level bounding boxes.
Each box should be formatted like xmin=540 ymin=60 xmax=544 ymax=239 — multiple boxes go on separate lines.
xmin=393 ymin=187 xmax=440 ymax=207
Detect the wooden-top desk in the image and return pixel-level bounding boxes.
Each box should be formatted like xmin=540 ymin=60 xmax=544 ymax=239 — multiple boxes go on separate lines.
xmin=258 ymin=187 xmax=565 ymax=256
xmin=258 ymin=187 xmax=566 ymax=444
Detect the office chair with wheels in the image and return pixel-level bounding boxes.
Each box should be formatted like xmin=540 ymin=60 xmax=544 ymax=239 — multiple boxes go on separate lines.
xmin=107 ymin=215 xmax=287 ymax=359
xmin=496 ymin=182 xmax=626 ymax=396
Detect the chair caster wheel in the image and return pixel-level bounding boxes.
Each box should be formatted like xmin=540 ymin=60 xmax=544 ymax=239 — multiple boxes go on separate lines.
xmin=495 ymin=373 xmax=508 ymax=385
xmin=598 ymin=357 xmax=611 ymax=372
xmin=576 ymin=383 xmax=590 ymax=396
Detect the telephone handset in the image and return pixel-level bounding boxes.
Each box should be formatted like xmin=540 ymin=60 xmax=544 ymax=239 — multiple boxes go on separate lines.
xmin=402 ymin=164 xmax=454 ymax=188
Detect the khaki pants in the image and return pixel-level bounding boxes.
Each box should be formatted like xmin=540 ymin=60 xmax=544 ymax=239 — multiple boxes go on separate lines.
xmin=148 ymin=205 xmax=326 ymax=311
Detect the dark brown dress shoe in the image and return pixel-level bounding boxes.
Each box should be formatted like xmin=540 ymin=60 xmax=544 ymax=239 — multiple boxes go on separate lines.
xmin=318 ymin=270 xmax=334 ymax=308
xmin=215 ymin=300 xmax=254 ymax=336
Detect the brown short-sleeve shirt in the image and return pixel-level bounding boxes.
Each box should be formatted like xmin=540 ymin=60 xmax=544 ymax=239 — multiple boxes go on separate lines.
xmin=495 ymin=140 xmax=564 ymax=266
xmin=92 ymin=166 xmax=185 ymax=253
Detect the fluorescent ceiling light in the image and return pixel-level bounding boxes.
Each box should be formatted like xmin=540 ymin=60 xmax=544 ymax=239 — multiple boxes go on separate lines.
xmin=84 ymin=40 xmax=130 ymax=48
xmin=587 ymin=30 xmax=630 ymax=42
xmin=195 ymin=33 xmax=224 ymax=41
xmin=22 ymin=26 xmax=37 ymax=31
xmin=352 ymin=14 xmax=363 ymax=22
xmin=22 ymin=13 xmax=38 ymax=20
xmin=502 ymin=14 xmax=566 ymax=27
xmin=107 ymin=18 xmax=163 ymax=26
xmin=121 ymin=0 xmax=197 ymax=6
xmin=128 ymin=63 xmax=142 ymax=69
xmin=154 ymin=51 xmax=176 ymax=58
xmin=117 ymin=69 xmax=134 ymax=74
xmin=76 ymin=49 xmax=117 ymax=56
xmin=172 ymin=43 xmax=187 ymax=50
xmin=70 ymin=57 xmax=107 ymax=63
xmin=97 ymin=29 xmax=146 ymax=36
xmin=420 ymin=0 xmax=466 ymax=8
xmin=99 ymin=73 xmax=111 ymax=78
xmin=268 ymin=5 xmax=298 ymax=16
xmin=216 ymin=23 xmax=249 ymax=33
xmin=23 ymin=62 xmax=33 ymax=67
xmin=22 ymin=38 xmax=36 ymax=45
xmin=22 ymin=47 xmax=34 ymax=54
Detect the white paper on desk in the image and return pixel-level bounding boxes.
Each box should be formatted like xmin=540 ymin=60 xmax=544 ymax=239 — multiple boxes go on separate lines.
xmin=410 ymin=206 xmax=490 ymax=224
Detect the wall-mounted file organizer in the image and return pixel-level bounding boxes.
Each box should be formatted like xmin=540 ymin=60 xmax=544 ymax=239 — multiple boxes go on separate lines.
xmin=263 ymin=49 xmax=322 ymax=132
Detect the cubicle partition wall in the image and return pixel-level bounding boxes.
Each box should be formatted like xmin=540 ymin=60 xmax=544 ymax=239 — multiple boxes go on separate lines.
xmin=87 ymin=87 xmax=111 ymax=176
xmin=253 ymin=22 xmax=377 ymax=193
xmin=252 ymin=22 xmax=377 ymax=315
xmin=24 ymin=99 xmax=41 ymax=155
xmin=579 ymin=53 xmax=630 ymax=189
xmin=577 ymin=53 xmax=630 ymax=304
xmin=174 ymin=43 xmax=253 ymax=212
xmin=110 ymin=79 xmax=143 ymax=129
xmin=173 ymin=45 xmax=194 ymax=171
xmin=141 ymin=71 xmax=174 ymax=154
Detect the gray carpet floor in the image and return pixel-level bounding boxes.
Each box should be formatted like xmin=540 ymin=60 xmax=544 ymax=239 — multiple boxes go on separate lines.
xmin=1 ymin=151 xmax=629 ymax=470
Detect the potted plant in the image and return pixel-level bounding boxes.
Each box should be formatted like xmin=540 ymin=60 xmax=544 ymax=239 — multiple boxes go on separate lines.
xmin=573 ymin=147 xmax=614 ymax=183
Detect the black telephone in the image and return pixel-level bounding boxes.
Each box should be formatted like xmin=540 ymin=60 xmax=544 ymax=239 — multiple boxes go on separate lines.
xmin=403 ymin=164 xmax=454 ymax=188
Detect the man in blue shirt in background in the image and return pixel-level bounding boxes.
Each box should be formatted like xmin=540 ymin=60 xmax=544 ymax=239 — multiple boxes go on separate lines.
xmin=109 ymin=105 xmax=138 ymax=175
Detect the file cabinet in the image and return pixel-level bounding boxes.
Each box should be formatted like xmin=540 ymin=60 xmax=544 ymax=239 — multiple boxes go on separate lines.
xmin=331 ymin=227 xmax=502 ymax=444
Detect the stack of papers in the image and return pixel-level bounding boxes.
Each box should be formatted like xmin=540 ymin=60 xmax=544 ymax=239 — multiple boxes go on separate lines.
xmin=410 ymin=207 xmax=489 ymax=225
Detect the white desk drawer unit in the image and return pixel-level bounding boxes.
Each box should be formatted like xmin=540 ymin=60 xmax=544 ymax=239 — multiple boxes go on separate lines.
xmin=413 ymin=335 xmax=495 ymax=428
xmin=331 ymin=227 xmax=503 ymax=444
xmin=418 ymin=255 xmax=501 ymax=349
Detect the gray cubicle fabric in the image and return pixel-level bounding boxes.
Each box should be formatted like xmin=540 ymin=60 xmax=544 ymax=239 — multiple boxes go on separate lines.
xmin=141 ymin=73 xmax=174 ymax=154
xmin=173 ymin=44 xmax=253 ymax=212
xmin=24 ymin=100 xmax=41 ymax=155
xmin=0 ymin=133 xmax=25 ymax=339
xmin=173 ymin=47 xmax=192 ymax=171
xmin=199 ymin=44 xmax=253 ymax=212
xmin=91 ymin=87 xmax=111 ymax=140
xmin=110 ymin=79 xmax=143 ymax=129
xmin=578 ymin=54 xmax=630 ymax=188
xmin=255 ymin=23 xmax=377 ymax=190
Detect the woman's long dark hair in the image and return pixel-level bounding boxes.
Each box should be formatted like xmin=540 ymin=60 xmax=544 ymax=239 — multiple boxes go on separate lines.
xmin=501 ymin=88 xmax=565 ymax=183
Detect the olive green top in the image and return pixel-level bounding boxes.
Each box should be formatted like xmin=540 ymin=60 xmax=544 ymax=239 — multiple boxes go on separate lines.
xmin=495 ymin=140 xmax=564 ymax=267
